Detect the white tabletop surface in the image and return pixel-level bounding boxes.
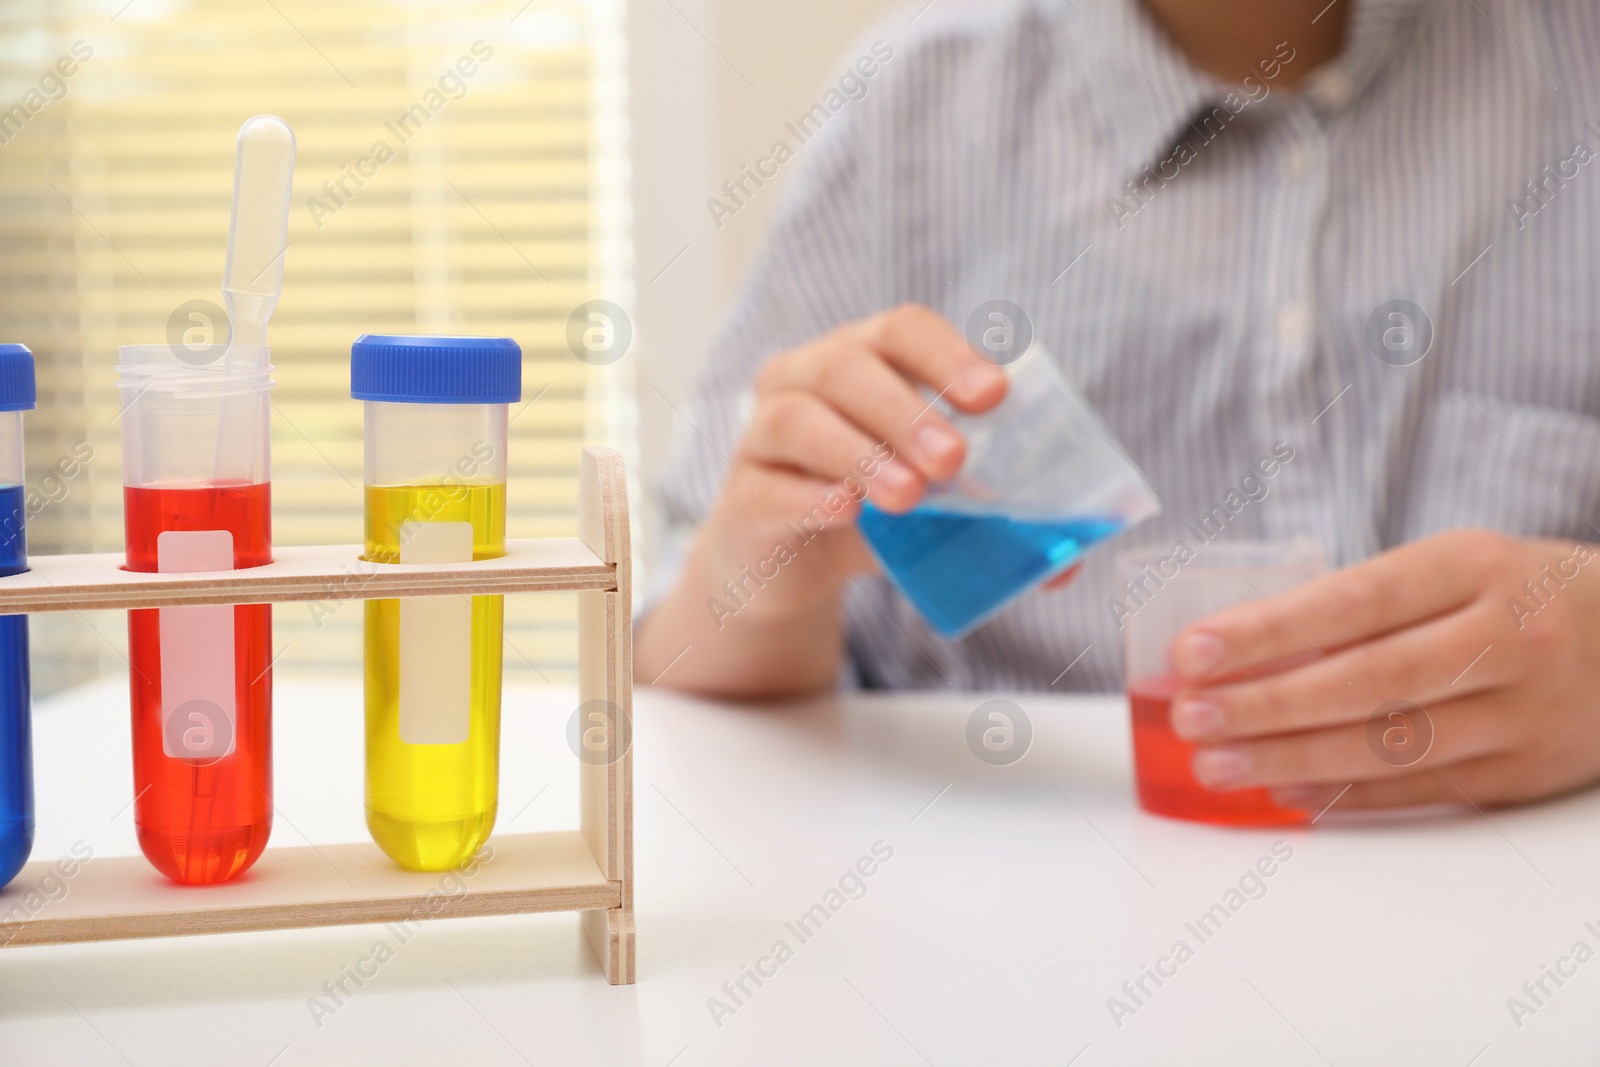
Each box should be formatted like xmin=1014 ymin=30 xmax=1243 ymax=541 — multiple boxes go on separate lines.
xmin=2 ymin=675 xmax=1598 ymax=1066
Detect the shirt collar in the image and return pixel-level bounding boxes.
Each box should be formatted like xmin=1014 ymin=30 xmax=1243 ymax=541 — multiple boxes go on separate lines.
xmin=1064 ymin=0 xmax=1219 ymax=180
xmin=1303 ymin=0 xmax=1437 ymax=112
xmin=1063 ymin=0 xmax=1437 ymax=179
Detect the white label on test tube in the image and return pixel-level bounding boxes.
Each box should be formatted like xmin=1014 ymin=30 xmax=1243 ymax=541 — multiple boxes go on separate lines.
xmin=398 ymin=521 xmax=473 ymax=745
xmin=157 ymin=530 xmax=237 ymax=760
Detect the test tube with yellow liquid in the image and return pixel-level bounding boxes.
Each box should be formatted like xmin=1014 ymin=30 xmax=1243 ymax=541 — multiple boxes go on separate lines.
xmin=351 ymin=334 xmax=521 ymax=870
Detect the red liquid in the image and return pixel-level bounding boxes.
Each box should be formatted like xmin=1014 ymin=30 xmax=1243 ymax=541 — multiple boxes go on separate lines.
xmin=125 ymin=483 xmax=273 ymax=884
xmin=1129 ymin=673 xmax=1306 ymax=827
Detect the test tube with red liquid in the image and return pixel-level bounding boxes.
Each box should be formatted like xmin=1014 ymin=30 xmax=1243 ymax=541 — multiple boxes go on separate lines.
xmin=1118 ymin=541 xmax=1323 ymax=827
xmin=117 ymin=343 xmax=274 ymax=883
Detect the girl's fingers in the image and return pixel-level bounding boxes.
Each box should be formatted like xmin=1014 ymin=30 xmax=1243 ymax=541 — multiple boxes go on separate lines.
xmin=1172 ymin=599 xmax=1512 ymax=743
xmin=1191 ymin=691 xmax=1513 ymax=791
xmin=1268 ymin=752 xmax=1538 ymax=813
xmin=742 ymin=391 xmax=922 ymax=510
xmin=755 ymin=343 xmax=966 ymax=482
xmin=717 ymin=464 xmax=863 ymax=526
xmin=847 ymin=303 xmax=1008 ymax=413
xmin=1271 ymin=769 xmax=1461 ymax=813
xmin=1171 ymin=530 xmax=1510 ymax=683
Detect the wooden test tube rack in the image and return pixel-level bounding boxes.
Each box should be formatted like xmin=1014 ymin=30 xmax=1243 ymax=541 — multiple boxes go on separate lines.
xmin=0 ymin=446 xmax=636 ymax=984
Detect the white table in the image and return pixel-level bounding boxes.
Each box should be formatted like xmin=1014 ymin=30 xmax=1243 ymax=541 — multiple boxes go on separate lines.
xmin=2 ymin=677 xmax=1597 ymax=1066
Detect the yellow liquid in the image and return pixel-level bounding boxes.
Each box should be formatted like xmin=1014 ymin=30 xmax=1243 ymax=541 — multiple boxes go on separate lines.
xmin=364 ymin=482 xmax=506 ymax=870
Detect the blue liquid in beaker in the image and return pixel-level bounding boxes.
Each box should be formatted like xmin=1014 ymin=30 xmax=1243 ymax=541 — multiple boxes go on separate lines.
xmin=0 ymin=483 xmax=32 ymax=888
xmin=858 ymin=503 xmax=1123 ymax=638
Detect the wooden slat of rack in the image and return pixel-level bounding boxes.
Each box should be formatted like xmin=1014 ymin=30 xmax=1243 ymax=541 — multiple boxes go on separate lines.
xmin=0 ymin=831 xmax=620 ymax=947
xmin=0 ymin=538 xmax=615 ymax=613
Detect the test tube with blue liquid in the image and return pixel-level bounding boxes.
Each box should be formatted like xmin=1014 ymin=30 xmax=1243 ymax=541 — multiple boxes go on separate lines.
xmin=0 ymin=344 xmax=36 ymax=888
xmin=858 ymin=343 xmax=1160 ymax=637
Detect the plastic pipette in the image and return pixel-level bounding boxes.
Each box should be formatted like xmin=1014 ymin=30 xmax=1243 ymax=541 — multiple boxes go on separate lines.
xmin=222 ymin=115 xmax=296 ymax=360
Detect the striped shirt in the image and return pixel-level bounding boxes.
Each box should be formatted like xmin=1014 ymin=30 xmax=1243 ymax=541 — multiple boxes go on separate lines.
xmin=652 ymin=0 xmax=1600 ymax=692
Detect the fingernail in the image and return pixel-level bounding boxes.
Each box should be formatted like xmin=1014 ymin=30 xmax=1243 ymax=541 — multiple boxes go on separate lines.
xmin=914 ymin=423 xmax=962 ymax=465
xmin=1193 ymin=748 xmax=1250 ymax=789
xmin=1271 ymin=787 xmax=1317 ymax=810
xmin=1171 ymin=699 xmax=1223 ymax=740
xmin=1174 ymin=631 xmax=1226 ymax=678
xmin=875 ymin=459 xmax=916 ymax=494
xmin=960 ymin=364 xmax=1003 ymax=396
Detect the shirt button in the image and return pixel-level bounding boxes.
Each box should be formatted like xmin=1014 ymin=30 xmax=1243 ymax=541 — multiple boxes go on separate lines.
xmin=1284 ymin=146 xmax=1309 ymax=179
xmin=1275 ymin=303 xmax=1312 ymax=345
xmin=1310 ymin=68 xmax=1353 ymax=110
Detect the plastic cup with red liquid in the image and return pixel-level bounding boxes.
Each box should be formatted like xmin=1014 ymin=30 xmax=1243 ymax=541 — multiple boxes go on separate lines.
xmin=1119 ymin=540 xmax=1324 ymax=827
xmin=117 ymin=342 xmax=274 ymax=884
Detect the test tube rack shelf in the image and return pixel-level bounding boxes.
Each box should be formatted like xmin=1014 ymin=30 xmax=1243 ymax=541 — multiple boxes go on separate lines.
xmin=0 ymin=446 xmax=636 ymax=984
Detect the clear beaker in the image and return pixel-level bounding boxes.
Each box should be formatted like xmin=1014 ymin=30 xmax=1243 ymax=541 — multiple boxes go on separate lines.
xmin=1118 ymin=539 xmax=1324 ymax=827
xmin=858 ymin=345 xmax=1160 ymax=638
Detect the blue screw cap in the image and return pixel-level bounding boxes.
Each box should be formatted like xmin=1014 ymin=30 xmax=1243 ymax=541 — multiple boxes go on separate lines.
xmin=351 ymin=335 xmax=521 ymax=405
xmin=0 ymin=345 xmax=35 ymax=413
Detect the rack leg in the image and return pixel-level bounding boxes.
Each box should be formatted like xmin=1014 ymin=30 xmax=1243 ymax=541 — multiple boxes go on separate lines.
xmin=583 ymin=907 xmax=636 ymax=985
xmin=577 ymin=447 xmax=635 ymax=985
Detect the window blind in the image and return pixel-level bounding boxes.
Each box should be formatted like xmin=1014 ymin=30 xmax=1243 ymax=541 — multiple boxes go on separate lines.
xmin=0 ymin=0 xmax=634 ymax=694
